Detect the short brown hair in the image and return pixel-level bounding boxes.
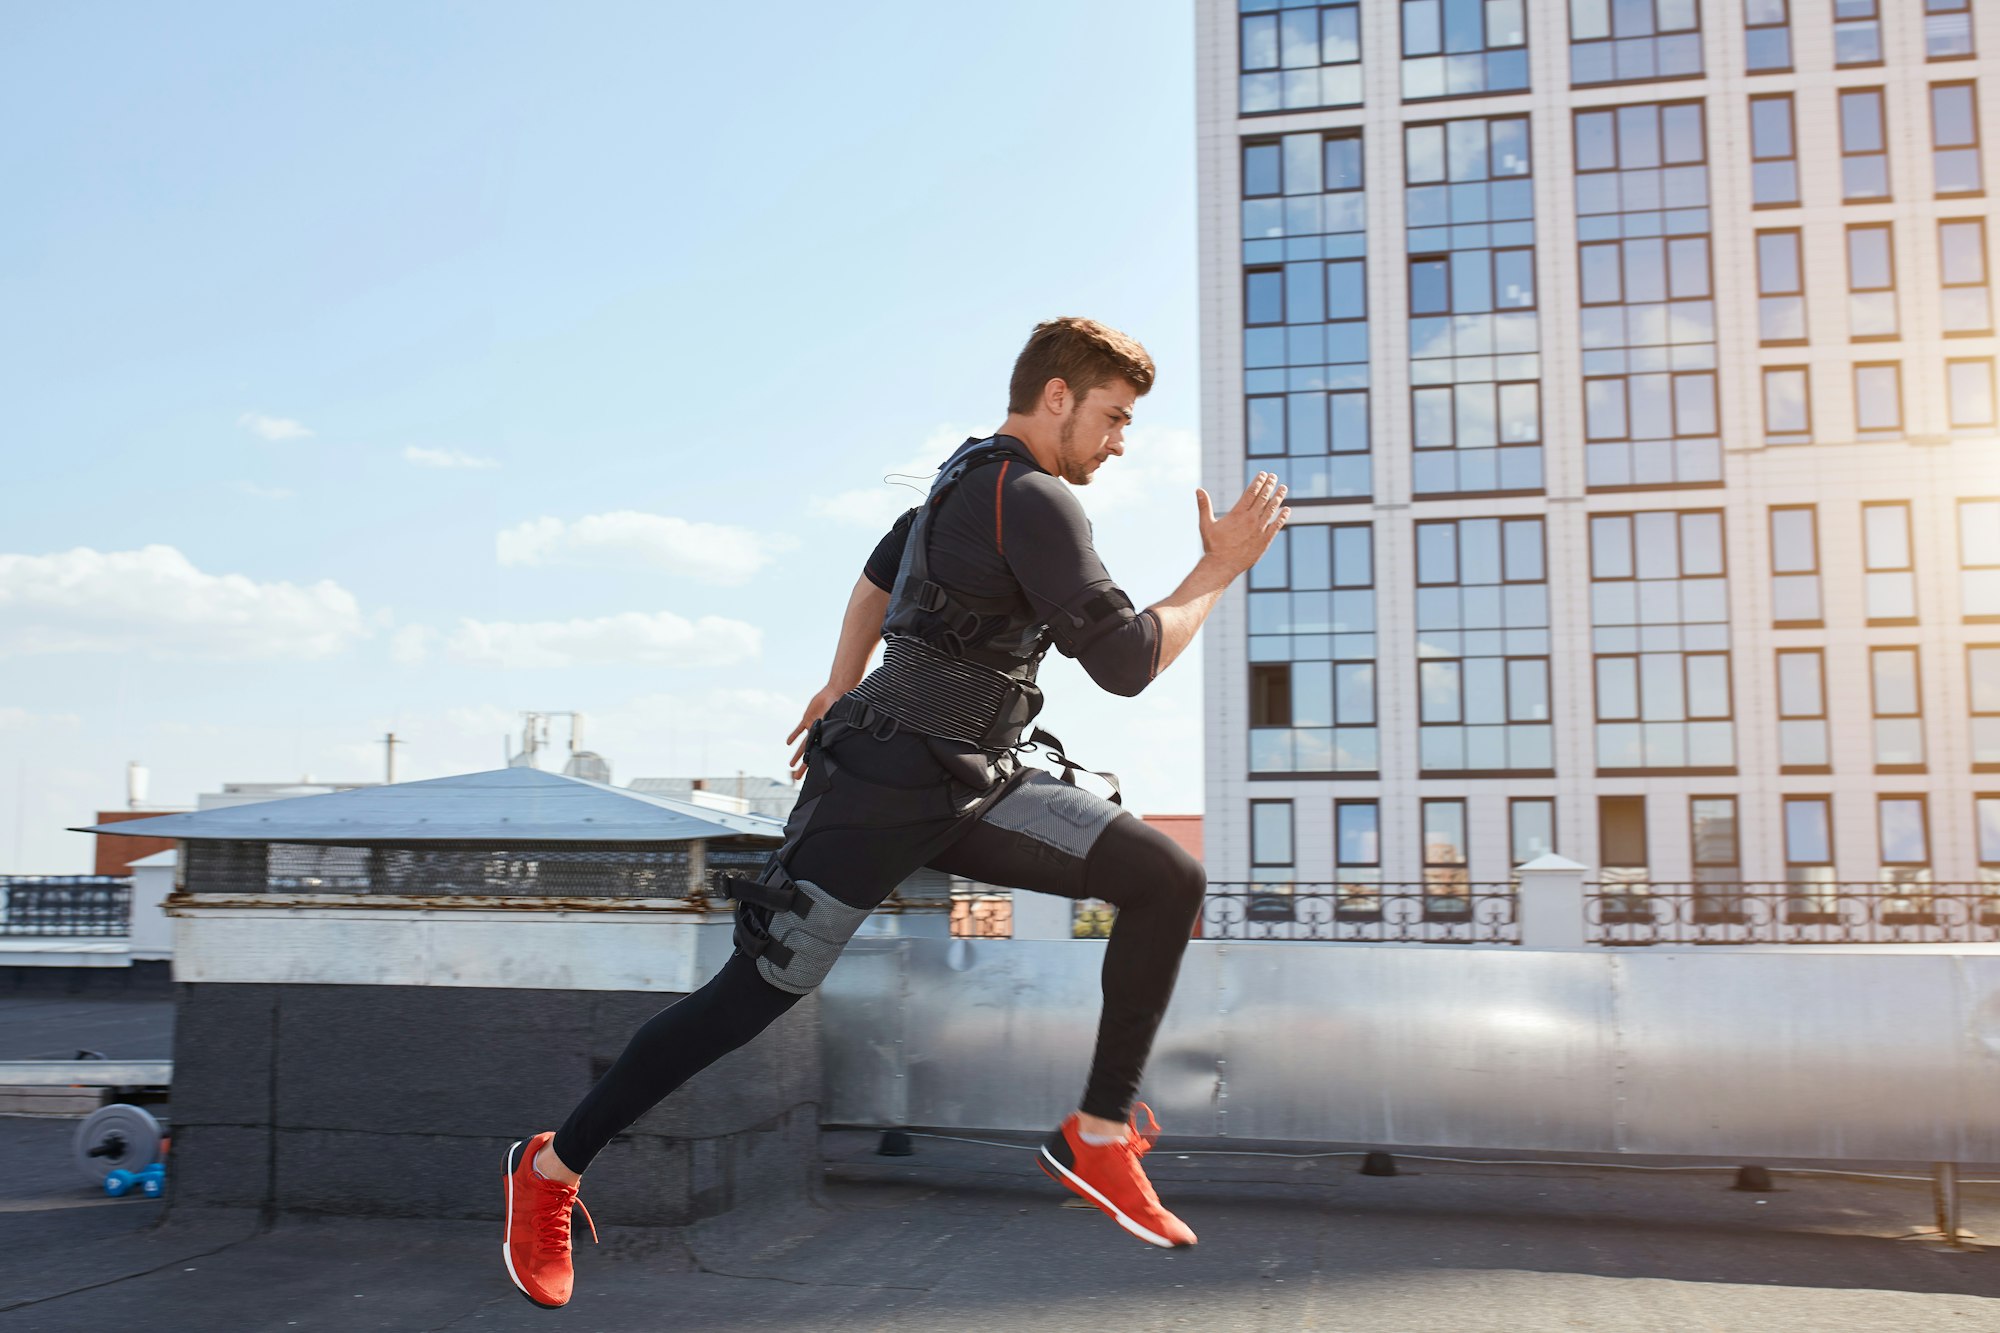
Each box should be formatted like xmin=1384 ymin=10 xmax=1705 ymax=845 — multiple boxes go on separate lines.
xmin=1006 ymin=317 xmax=1156 ymax=415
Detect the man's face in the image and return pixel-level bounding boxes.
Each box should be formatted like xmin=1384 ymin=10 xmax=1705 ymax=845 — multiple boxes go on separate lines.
xmin=1054 ymin=381 xmax=1137 ymax=486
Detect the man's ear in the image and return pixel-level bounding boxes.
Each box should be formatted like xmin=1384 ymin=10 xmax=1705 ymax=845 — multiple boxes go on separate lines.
xmin=1042 ymin=377 xmax=1070 ymax=417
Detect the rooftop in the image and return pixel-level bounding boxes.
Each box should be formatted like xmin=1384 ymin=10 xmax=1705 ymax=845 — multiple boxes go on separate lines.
xmin=3 ymin=993 xmax=1998 ymax=1330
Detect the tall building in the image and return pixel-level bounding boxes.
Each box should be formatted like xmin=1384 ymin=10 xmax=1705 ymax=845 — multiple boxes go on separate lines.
xmin=1197 ymin=0 xmax=1999 ymax=901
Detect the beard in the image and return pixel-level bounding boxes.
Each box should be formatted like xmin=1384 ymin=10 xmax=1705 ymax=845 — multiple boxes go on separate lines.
xmin=1057 ymin=412 xmax=1098 ymax=485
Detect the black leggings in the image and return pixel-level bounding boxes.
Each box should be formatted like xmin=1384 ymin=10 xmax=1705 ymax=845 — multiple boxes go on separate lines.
xmin=551 ymin=723 xmax=1204 ymax=1173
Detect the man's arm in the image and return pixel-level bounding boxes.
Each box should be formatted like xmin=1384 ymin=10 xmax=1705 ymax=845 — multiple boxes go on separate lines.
xmin=784 ymin=572 xmax=891 ymax=779
xmin=1147 ymin=472 xmax=1289 ymax=676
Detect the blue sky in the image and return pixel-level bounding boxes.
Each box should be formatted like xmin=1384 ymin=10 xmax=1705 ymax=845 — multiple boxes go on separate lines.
xmin=0 ymin=2 xmax=1209 ymax=871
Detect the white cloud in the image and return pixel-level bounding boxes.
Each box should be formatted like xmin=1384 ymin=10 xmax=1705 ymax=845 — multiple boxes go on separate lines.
xmin=0 ymin=707 xmax=81 ymax=730
xmin=404 ymin=446 xmax=500 ymax=470
xmin=389 ymin=624 xmax=437 ymax=665
xmin=496 ymin=512 xmax=791 ymax=586
xmin=0 ymin=545 xmax=368 ymax=660
xmin=233 ymin=481 xmax=295 ymax=501
xmin=1081 ymin=423 xmax=1201 ymax=514
xmin=238 ymin=411 xmax=313 ymax=441
xmin=437 ymin=609 xmax=761 ymax=669
xmin=808 ymin=425 xmax=968 ymax=529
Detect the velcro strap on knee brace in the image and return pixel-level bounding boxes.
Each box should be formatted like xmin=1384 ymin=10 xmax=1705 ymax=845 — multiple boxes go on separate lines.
xmin=754 ymin=878 xmax=873 ymax=996
xmin=721 ymin=871 xmax=812 ymax=918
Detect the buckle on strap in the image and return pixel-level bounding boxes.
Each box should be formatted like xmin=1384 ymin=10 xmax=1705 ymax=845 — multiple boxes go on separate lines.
xmin=913 ymin=580 xmax=948 ymax=613
xmin=722 ymin=870 xmax=813 ymax=918
xmin=732 ymin=915 xmax=796 ymax=969
xmin=1025 ymin=726 xmax=1123 ymax=807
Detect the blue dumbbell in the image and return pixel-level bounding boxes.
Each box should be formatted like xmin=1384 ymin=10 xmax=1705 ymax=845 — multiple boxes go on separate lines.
xmin=104 ymin=1169 xmax=136 ymax=1198
xmin=139 ymin=1167 xmax=165 ymax=1199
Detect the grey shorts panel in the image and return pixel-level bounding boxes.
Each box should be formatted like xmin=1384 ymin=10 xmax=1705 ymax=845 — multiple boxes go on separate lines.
xmin=976 ymin=770 xmax=1123 ymax=863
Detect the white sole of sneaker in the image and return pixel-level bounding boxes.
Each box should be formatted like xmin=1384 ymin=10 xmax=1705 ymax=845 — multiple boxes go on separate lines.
xmin=1038 ymin=1146 xmax=1182 ymax=1249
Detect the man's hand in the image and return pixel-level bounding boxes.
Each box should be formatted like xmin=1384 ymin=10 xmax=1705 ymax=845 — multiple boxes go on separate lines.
xmin=785 ymin=684 xmax=849 ymax=781
xmin=1196 ymin=471 xmax=1289 ymax=575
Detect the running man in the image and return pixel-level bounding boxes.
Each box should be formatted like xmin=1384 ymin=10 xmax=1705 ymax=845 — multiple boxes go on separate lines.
xmin=502 ymin=317 xmax=1288 ymax=1308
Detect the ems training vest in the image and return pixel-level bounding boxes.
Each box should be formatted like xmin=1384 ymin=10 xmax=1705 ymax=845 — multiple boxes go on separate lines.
xmin=850 ymin=436 xmax=1055 ymax=750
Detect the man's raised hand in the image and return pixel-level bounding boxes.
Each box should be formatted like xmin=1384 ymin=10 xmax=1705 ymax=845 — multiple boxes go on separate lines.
xmin=1195 ymin=472 xmax=1289 ymax=575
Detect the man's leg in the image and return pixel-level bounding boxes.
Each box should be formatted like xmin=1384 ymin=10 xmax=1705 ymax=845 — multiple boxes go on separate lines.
xmin=545 ymin=719 xmax=972 ymax=1178
xmin=928 ymin=793 xmax=1206 ymax=1124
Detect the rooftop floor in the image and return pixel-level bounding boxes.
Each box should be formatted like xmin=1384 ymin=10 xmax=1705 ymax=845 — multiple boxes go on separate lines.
xmin=3 ymin=987 xmax=1998 ymax=1331
xmin=4 ymin=1117 xmax=1999 ymax=1331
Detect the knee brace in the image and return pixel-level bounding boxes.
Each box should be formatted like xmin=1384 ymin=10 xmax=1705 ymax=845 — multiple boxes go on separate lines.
xmin=725 ymin=866 xmax=874 ymax=996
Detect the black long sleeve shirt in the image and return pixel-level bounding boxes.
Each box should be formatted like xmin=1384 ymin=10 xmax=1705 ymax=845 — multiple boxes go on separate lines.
xmin=862 ymin=437 xmax=1162 ymax=697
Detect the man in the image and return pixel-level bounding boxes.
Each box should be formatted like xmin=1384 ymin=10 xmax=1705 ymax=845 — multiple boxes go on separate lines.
xmin=501 ymin=317 xmax=1288 ymax=1308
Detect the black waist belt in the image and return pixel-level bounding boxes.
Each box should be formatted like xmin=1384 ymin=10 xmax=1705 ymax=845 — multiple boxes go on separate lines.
xmin=844 ymin=635 xmax=1043 ymax=751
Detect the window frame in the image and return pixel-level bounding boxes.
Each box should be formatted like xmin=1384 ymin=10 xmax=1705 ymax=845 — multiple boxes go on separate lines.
xmin=1863 ymin=499 xmax=1917 ymax=625
xmin=1948 ymin=357 xmax=1997 ymax=429
xmin=1744 ymin=0 xmax=1793 ymax=72
xmin=1776 ymin=647 xmax=1831 ymax=773
xmin=1762 ymin=365 xmax=1812 ymax=441
xmin=1868 ymin=645 xmax=1926 ymax=773
xmin=1939 ymin=218 xmax=1993 ymax=335
xmin=1238 ymin=1 xmax=1366 ymax=117
xmin=1853 ymin=361 xmax=1904 ymax=436
xmin=1509 ymin=796 xmax=1557 ymax=867
xmin=1930 ymin=81 xmax=1985 ymax=198
xmin=1833 ymin=0 xmax=1884 ymax=67
xmin=1756 ymin=227 xmax=1807 ymax=344
xmin=1845 ymin=222 xmax=1898 ymax=342
xmin=1769 ymin=504 xmax=1822 ymax=627
xmin=1968 ymin=644 xmax=2000 ymax=771
xmin=1960 ymin=498 xmax=2000 ymax=624
xmin=1925 ymin=0 xmax=1976 ymax=61
xmin=1750 ymin=93 xmax=1801 ymax=208
xmin=1250 ymin=798 xmax=1296 ymax=868
xmin=1839 ymin=87 xmax=1890 ymax=204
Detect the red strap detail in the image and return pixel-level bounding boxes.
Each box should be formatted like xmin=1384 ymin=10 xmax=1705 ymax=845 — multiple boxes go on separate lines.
xmin=994 ymin=461 xmax=1011 ymax=553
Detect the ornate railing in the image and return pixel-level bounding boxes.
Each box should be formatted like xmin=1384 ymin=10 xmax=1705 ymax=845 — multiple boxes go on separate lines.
xmin=1202 ymin=881 xmax=1519 ymax=944
xmin=1587 ymin=881 xmax=2000 ymax=945
xmin=0 ymin=876 xmax=132 ymax=936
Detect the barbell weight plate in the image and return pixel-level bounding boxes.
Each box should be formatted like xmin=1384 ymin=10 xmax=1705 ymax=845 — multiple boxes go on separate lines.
xmin=73 ymin=1104 xmax=162 ymax=1184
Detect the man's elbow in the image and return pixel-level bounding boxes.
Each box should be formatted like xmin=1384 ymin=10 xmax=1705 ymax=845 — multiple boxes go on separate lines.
xmin=1088 ymin=659 xmax=1154 ymax=698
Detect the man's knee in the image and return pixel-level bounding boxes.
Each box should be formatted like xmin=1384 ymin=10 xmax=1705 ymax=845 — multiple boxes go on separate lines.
xmin=1088 ymin=815 xmax=1207 ymax=921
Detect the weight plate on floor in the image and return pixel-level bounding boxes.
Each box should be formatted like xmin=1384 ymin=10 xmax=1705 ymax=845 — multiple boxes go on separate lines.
xmin=73 ymin=1103 xmax=162 ymax=1183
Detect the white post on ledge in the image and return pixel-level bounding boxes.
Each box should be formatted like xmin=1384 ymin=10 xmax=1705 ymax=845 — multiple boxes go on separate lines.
xmin=1515 ymin=853 xmax=1591 ymax=950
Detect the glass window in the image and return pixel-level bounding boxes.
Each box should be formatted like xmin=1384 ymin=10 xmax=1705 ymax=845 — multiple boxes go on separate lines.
xmin=1757 ymin=229 xmax=1805 ymax=342
xmin=1590 ymin=509 xmax=1733 ymax=771
xmin=1854 ymin=363 xmax=1902 ymax=434
xmin=1240 ymin=129 xmax=1372 ymax=503
xmin=1335 ymin=799 xmax=1380 ymax=885
xmin=1840 ymin=89 xmax=1889 ymax=202
xmin=1745 ymin=0 xmax=1791 ymax=70
xmin=1251 ymin=800 xmax=1294 ymax=866
xmin=1750 ymin=94 xmax=1799 ymax=206
xmin=1401 ymin=0 xmax=1530 ymax=100
xmin=1571 ymin=0 xmax=1703 ymax=86
xmin=1599 ymin=795 xmax=1648 ymax=880
xmin=1415 ymin=516 xmax=1552 ymax=771
xmin=1863 ymin=501 xmax=1916 ymax=621
xmin=1784 ymin=795 xmax=1834 ymax=887
xmin=1981 ymin=796 xmax=2000 ymax=880
xmin=1422 ymin=798 xmax=1470 ymax=890
xmin=1770 ymin=506 xmax=1821 ymax=624
xmin=1763 ymin=367 xmax=1810 ymax=440
xmin=1871 ymin=647 xmax=1924 ymax=768
xmin=1951 ymin=359 xmax=1996 ymax=428
xmin=1777 ymin=648 xmax=1829 ymax=768
xmin=1969 ymin=646 xmax=2000 ymax=766
xmin=1574 ymin=102 xmax=1719 ymax=490
xmin=1833 ymin=0 xmax=1882 ymax=65
xmin=1941 ymin=219 xmax=1993 ymax=334
xmin=1510 ymin=797 xmax=1555 ymax=866
xmin=1407 ymin=114 xmax=1543 ymax=498
xmin=1247 ymin=523 xmax=1378 ymax=774
xmin=1690 ymin=796 xmax=1740 ymax=885
xmin=1878 ymin=796 xmax=1930 ymax=883
xmin=1932 ymin=83 xmax=1983 ymax=196
xmin=1240 ymin=1 xmax=1364 ymax=115
xmin=1960 ymin=500 xmax=2000 ymax=620
xmin=1846 ymin=224 xmax=1897 ymax=339
xmin=1926 ymin=0 xmax=1975 ymax=59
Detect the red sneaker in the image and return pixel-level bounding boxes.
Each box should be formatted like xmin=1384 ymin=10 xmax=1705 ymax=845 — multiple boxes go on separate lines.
xmin=1038 ymin=1104 xmax=1197 ymax=1248
xmin=501 ymin=1132 xmax=597 ymax=1308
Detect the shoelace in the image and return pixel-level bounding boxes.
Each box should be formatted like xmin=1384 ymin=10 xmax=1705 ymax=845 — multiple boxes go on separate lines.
xmin=534 ymin=1179 xmax=599 ymax=1252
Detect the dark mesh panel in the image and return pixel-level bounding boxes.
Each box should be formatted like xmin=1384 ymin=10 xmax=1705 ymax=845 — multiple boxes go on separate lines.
xmin=180 ymin=837 xmax=776 ymax=899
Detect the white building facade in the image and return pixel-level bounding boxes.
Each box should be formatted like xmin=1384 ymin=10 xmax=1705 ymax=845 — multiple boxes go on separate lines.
xmin=1197 ymin=0 xmax=2000 ymax=903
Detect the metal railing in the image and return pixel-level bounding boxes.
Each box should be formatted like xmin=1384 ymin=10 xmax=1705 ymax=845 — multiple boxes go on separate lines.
xmin=179 ymin=839 xmax=774 ymax=900
xmin=0 ymin=877 xmax=132 ymax=937
xmin=1587 ymin=881 xmax=2000 ymax=945
xmin=1202 ymin=881 xmax=1519 ymax=944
